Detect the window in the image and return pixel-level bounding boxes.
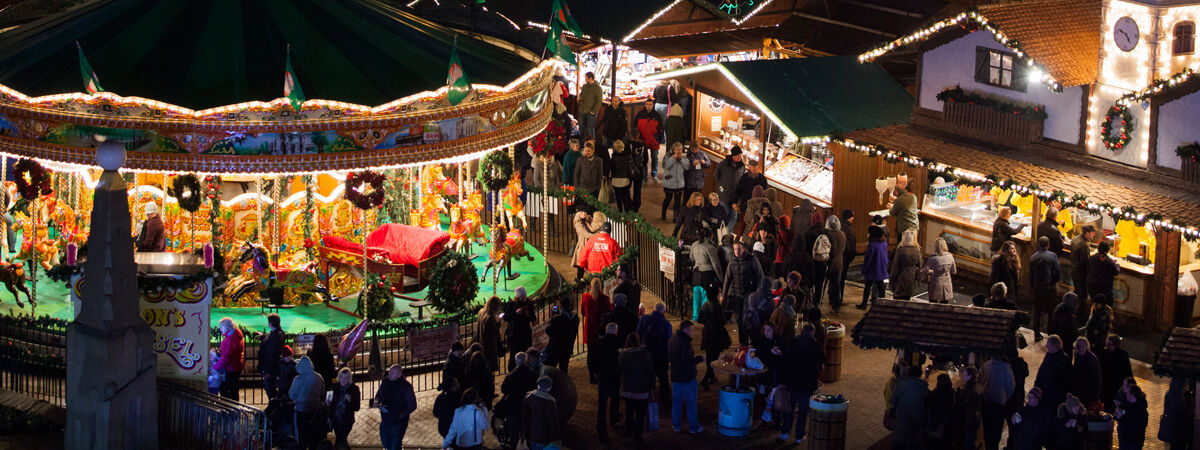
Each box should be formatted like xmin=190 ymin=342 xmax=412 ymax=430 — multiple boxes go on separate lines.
xmin=1175 ymin=22 xmax=1195 ymax=55
xmin=974 ymin=47 xmax=1025 ymax=91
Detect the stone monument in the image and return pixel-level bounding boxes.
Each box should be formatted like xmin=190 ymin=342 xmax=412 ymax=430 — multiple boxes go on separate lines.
xmin=66 ymin=141 xmax=158 ymax=448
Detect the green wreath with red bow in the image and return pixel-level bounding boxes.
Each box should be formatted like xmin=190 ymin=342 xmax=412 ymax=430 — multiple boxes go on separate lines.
xmin=1101 ymin=103 xmax=1133 ymax=151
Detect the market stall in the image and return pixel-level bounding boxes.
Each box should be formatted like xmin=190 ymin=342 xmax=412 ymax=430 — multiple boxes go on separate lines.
xmin=1151 ymin=326 xmax=1200 ymax=448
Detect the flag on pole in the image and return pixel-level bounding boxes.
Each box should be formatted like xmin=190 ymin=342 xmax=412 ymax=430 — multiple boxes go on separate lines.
xmin=284 ymin=47 xmax=305 ymax=112
xmin=446 ymin=37 xmax=472 ymax=106
xmin=550 ymin=0 xmax=583 ymax=36
xmin=76 ymin=42 xmax=102 ymax=94
xmin=545 ymin=21 xmax=577 ymax=65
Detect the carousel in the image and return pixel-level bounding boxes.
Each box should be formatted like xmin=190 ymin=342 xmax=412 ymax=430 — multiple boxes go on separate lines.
xmin=0 ymin=0 xmax=560 ymax=344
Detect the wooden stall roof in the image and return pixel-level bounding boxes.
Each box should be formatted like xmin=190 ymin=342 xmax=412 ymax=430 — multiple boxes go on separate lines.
xmin=1153 ymin=326 xmax=1200 ymax=379
xmin=851 ymin=299 xmax=1020 ymax=358
xmin=844 ymin=125 xmax=1200 ymax=227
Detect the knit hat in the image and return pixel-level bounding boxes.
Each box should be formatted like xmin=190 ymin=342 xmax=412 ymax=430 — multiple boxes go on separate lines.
xmin=842 ymin=209 xmax=854 ymax=220
xmin=1061 ymin=292 xmax=1078 ymax=309
xmin=537 ymin=376 xmax=553 ymax=391
xmin=144 ymin=202 xmax=159 ymax=216
xmin=281 ymin=345 xmax=293 ymax=357
xmin=600 ymin=222 xmax=612 ymax=233
xmin=730 ymin=146 xmax=742 ymax=156
xmin=752 ymin=241 xmax=765 ymax=253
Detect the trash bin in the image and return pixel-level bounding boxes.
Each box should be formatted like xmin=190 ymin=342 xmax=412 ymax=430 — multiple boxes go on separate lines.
xmin=1176 ymin=294 xmax=1196 ymax=327
xmin=1083 ymin=412 xmax=1113 ymax=450
xmin=807 ymin=394 xmax=849 ymax=450
xmin=820 ymin=322 xmax=846 ymax=383
xmin=717 ymin=385 xmax=755 ymax=437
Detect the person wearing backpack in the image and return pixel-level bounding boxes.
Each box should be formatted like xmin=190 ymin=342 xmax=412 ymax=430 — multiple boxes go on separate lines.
xmin=823 ymin=216 xmax=847 ymax=314
xmin=743 ymin=277 xmax=774 ymax=344
xmin=723 ymin=241 xmax=763 ymax=346
xmin=805 ymin=212 xmax=831 ymax=307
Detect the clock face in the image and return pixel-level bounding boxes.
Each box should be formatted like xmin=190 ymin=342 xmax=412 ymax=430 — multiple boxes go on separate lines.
xmin=1114 ymin=16 xmax=1139 ymax=52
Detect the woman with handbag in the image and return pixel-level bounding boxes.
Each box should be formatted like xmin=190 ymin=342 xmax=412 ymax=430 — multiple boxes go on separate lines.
xmin=889 ymin=230 xmax=923 ymax=300
xmin=923 ymin=238 xmax=957 ymax=304
xmin=443 ymin=388 xmax=489 ymax=450
xmin=330 ymin=368 xmax=360 ymax=450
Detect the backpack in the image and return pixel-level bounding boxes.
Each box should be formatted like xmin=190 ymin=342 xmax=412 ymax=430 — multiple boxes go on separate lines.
xmin=742 ymin=298 xmax=762 ymax=332
xmin=813 ymin=234 xmax=832 ymax=262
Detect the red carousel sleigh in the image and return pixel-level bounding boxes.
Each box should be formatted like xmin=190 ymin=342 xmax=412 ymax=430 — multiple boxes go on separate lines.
xmin=318 ymin=224 xmax=451 ymax=293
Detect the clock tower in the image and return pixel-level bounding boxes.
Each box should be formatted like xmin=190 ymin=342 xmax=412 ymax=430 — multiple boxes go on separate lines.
xmin=1089 ymin=0 xmax=1200 ymax=166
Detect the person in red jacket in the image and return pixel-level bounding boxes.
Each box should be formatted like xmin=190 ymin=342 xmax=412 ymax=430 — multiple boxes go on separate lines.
xmin=213 ymin=317 xmax=246 ymax=401
xmin=577 ymin=222 xmax=623 ymax=273
xmin=581 ymin=278 xmax=611 ymax=384
xmin=634 ymin=98 xmax=663 ymax=178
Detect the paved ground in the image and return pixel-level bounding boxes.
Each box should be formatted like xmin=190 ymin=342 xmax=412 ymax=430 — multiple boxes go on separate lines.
xmin=332 ymin=185 xmax=1173 ymax=449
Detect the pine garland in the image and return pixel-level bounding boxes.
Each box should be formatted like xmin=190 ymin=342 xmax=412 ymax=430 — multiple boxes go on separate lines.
xmin=1176 ymin=142 xmax=1200 ymax=164
xmin=302 ymin=175 xmax=317 ymax=261
xmin=546 ymin=187 xmax=680 ymax=251
xmin=936 ymin=86 xmax=1047 ymax=121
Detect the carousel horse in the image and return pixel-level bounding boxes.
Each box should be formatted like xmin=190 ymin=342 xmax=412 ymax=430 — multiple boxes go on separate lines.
xmin=223 ymin=241 xmax=333 ymax=306
xmin=482 ymin=223 xmax=520 ymax=288
xmin=16 ymin=226 xmax=58 ymax=271
xmin=500 ymin=174 xmax=528 ymax=232
xmin=505 ymin=217 xmax=534 ymax=262
xmin=0 ymin=261 xmax=31 ymax=308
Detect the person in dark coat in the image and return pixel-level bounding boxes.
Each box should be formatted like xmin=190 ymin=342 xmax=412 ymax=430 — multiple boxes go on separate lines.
xmin=599 ymin=96 xmax=629 ymax=151
xmin=619 ymin=334 xmax=655 ymax=446
xmin=545 ymin=297 xmax=580 ymax=372
xmin=330 ymin=368 xmax=362 ymax=450
xmin=258 ymin=313 xmax=285 ymax=399
xmin=803 ymin=213 xmax=829 ymax=305
xmin=1070 ymin=337 xmax=1102 ymax=408
xmin=1069 ymin=225 xmax=1096 ymax=317
xmin=1084 ymin=301 xmax=1114 ymax=351
xmin=714 ymin=147 xmax=746 ymax=213
xmin=613 ymin=267 xmax=643 ymax=314
xmin=750 ymin=322 xmax=781 ymax=390
xmin=698 ymin=294 xmax=731 ymax=389
xmin=668 ymin=321 xmax=705 ymax=433
xmin=674 ymin=192 xmax=705 ymax=239
xmin=308 ymin=333 xmax=338 ymax=392
xmin=777 ymin=323 xmax=823 ymax=443
xmin=373 ymin=365 xmax=418 ymax=450
xmin=985 ymin=282 xmax=1018 ymax=311
xmin=791 ymin=200 xmax=814 ymax=243
xmin=432 ymin=377 xmax=460 ymax=439
xmin=500 ymin=352 xmax=538 ymax=446
xmin=857 ymin=215 xmax=889 ymax=309
xmin=1115 ymin=378 xmax=1148 ymax=450
xmin=477 ymin=296 xmax=503 ymax=374
xmin=522 ymin=376 xmax=561 ymax=449
xmin=890 ymin=364 xmax=930 ymax=450
xmin=595 ymin=324 xmax=622 ymax=444
xmin=889 ymin=229 xmax=922 ymax=300
xmin=441 ymin=342 xmax=468 ymax=390
xmin=838 ymin=209 xmax=857 ymax=306
xmin=702 ymin=192 xmax=730 ymax=228
xmin=1010 ymin=387 xmax=1052 ymax=450
xmin=1030 ymin=236 xmax=1061 ymax=342
xmin=465 ymin=351 xmax=495 ymax=408
xmin=1035 ymin=335 xmax=1074 ymax=415
xmin=504 ymin=289 xmax=537 ymax=371
xmin=1038 ymin=207 xmax=1066 ymax=255
xmin=276 ymin=346 xmax=298 ymax=401
xmin=1054 ymin=394 xmax=1087 ymax=450
xmin=1048 ymin=293 xmax=1080 ymax=357
xmin=723 ymin=241 xmax=763 ymax=345
xmin=990 ymin=241 xmax=1021 ymax=304
xmin=734 ymin=161 xmax=770 ymax=223
xmin=637 ymin=302 xmax=673 ymax=414
xmin=606 ymin=293 xmax=639 ymax=346
xmin=1086 ymin=241 xmax=1121 ymax=306
xmin=926 ymin=373 xmax=957 ymax=450
xmin=136 ymin=202 xmax=167 ymax=251
xmin=1098 ymin=334 xmax=1133 ymax=413
xmin=990 ymin=206 xmax=1026 ymax=253
xmin=1159 ymin=377 xmax=1194 ymax=449
xmin=956 ymin=367 xmax=983 ymax=450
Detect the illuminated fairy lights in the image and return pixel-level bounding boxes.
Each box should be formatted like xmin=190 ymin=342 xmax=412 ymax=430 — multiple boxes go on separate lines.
xmin=857 ymin=10 xmax=1063 ymax=92
xmin=1116 ymin=66 xmax=1200 ymax=106
xmin=731 ymin=0 xmax=777 ymax=26
xmin=526 ymin=21 xmax=612 ymax=44
xmin=622 ymin=0 xmax=684 ymax=43
xmin=791 ymin=135 xmax=1200 ymax=239
xmin=643 ymin=63 xmax=796 ymax=139
xmin=0 ymin=59 xmax=560 ymax=120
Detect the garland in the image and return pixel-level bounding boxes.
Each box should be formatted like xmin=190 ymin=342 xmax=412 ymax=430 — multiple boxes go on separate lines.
xmin=535 ymin=246 xmax=640 ymax=304
xmin=169 ymin=173 xmax=203 ymax=213
xmin=302 ymin=175 xmax=317 ymax=260
xmin=13 ymin=159 xmax=50 ymax=201
xmin=476 ymin=151 xmax=514 ymax=192
xmin=935 ymin=86 xmax=1047 ymax=121
xmin=1100 ymin=103 xmax=1133 ymax=151
xmin=832 ymin=137 xmax=1200 ymax=240
xmin=46 ymin=263 xmax=214 ymax=294
xmin=1176 ymin=142 xmax=1200 ymax=164
xmin=345 ymin=170 xmax=385 ymax=210
xmin=356 ymin=275 xmax=396 ymax=322
xmin=547 ymin=187 xmax=681 ymax=251
xmin=425 ymin=251 xmax=480 ymax=314
xmin=1118 ymin=67 xmax=1196 ymax=106
xmin=530 ymin=120 xmax=567 ymax=157
xmin=0 ymin=313 xmax=70 ymax=333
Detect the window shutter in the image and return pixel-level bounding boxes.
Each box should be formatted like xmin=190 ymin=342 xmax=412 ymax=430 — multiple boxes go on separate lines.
xmin=1012 ymin=59 xmax=1027 ymax=92
xmin=974 ymin=47 xmax=990 ymax=84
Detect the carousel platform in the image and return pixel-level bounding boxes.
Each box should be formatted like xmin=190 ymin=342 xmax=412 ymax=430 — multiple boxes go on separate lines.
xmin=0 ymin=241 xmax=549 ymax=333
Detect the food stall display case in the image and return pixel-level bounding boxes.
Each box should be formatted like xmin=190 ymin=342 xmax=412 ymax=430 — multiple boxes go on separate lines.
xmin=920 ymin=179 xmax=1033 ymax=272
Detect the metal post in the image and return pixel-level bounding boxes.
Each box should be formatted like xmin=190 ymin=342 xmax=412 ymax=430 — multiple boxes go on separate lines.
xmin=610 ymin=44 xmax=619 ymax=100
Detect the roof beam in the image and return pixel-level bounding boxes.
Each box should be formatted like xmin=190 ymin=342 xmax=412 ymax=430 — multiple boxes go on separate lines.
xmin=833 ymin=0 xmax=924 ymax=18
xmin=790 ymin=11 xmax=896 ymax=38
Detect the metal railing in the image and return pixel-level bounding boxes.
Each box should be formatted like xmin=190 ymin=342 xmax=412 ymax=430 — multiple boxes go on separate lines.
xmin=0 ymin=324 xmax=67 ymax=407
xmin=158 ymin=381 xmax=272 ymax=450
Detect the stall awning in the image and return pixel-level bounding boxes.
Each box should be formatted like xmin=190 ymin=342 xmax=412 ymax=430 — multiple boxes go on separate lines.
xmin=647 ymin=55 xmax=913 ymax=139
xmin=851 ymin=299 xmax=1020 ymax=358
xmin=1153 ymin=327 xmax=1200 ymax=379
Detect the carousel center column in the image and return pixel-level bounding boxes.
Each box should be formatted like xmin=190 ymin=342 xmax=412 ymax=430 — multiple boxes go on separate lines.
xmin=66 ymin=141 xmax=159 ymax=448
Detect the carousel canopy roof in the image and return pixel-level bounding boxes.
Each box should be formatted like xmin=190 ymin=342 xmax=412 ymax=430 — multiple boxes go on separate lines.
xmin=0 ymin=0 xmax=538 ymax=109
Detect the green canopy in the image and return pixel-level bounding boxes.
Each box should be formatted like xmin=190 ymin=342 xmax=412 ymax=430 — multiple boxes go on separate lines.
xmin=0 ymin=0 xmax=538 ymax=109
xmin=717 ymin=56 xmax=914 ymax=138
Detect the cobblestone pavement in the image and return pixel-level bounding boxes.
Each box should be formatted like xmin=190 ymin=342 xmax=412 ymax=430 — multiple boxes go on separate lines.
xmin=335 ymin=185 xmax=1171 ymax=449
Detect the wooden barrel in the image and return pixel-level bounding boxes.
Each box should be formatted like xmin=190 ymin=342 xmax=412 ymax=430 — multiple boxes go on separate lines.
xmin=1083 ymin=414 xmax=1113 ymax=450
xmin=819 ymin=324 xmax=846 ymax=383
xmin=807 ymin=396 xmax=849 ymax=450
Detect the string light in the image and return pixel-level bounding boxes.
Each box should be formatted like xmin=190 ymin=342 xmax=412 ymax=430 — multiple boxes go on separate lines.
xmin=644 ymin=63 xmax=796 ymax=139
xmin=622 ymin=0 xmax=684 ymax=43
xmin=857 ymin=10 xmax=1063 ymax=92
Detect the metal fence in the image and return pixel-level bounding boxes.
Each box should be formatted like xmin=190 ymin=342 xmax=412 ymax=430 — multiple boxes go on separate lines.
xmin=0 ymin=323 xmax=67 ymax=407
xmin=159 ymin=381 xmax=273 ymax=450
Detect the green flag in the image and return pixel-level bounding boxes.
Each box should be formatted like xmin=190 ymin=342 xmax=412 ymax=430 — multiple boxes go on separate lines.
xmin=284 ymin=49 xmax=305 ymax=112
xmin=551 ymin=0 xmax=583 ymax=36
xmin=446 ymin=38 xmax=472 ymax=106
xmin=76 ymin=42 xmax=102 ymax=94
xmin=545 ymin=21 xmax=577 ymax=65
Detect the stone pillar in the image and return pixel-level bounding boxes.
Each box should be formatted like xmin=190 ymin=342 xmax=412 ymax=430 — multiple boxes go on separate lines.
xmin=66 ymin=141 xmax=158 ymax=449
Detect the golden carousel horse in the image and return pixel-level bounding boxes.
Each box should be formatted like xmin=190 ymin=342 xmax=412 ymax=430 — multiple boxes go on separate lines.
xmin=222 ymin=241 xmax=332 ymax=306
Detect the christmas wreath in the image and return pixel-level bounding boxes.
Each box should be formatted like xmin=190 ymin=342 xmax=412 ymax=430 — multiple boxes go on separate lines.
xmin=1177 ymin=142 xmax=1200 ymax=164
xmin=476 ymin=150 xmax=514 ymax=192
xmin=531 ymin=120 xmax=567 ymax=157
xmin=357 ymin=276 xmax=396 ymax=322
xmin=14 ymin=159 xmax=50 ymax=201
xmin=425 ymin=251 xmax=479 ymax=314
xmin=169 ymin=174 xmax=203 ymax=213
xmin=345 ymin=170 xmax=386 ymax=210
xmin=1101 ymin=103 xmax=1133 ymax=151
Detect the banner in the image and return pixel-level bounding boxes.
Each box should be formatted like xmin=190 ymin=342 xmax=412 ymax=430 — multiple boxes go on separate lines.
xmin=659 ymin=245 xmax=676 ymax=282
xmin=70 ymin=275 xmax=212 ymax=382
xmin=407 ymin=322 xmax=460 ymax=361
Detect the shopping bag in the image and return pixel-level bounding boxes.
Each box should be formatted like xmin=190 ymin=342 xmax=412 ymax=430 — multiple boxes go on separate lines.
xmin=647 ymin=401 xmax=660 ymax=431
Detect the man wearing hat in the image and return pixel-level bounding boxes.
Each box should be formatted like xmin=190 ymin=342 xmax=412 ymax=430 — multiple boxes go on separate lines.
xmin=577 ymin=222 xmax=623 ymax=274
xmin=522 ymin=376 xmax=561 ymax=450
xmin=136 ymin=201 xmax=166 ymax=252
